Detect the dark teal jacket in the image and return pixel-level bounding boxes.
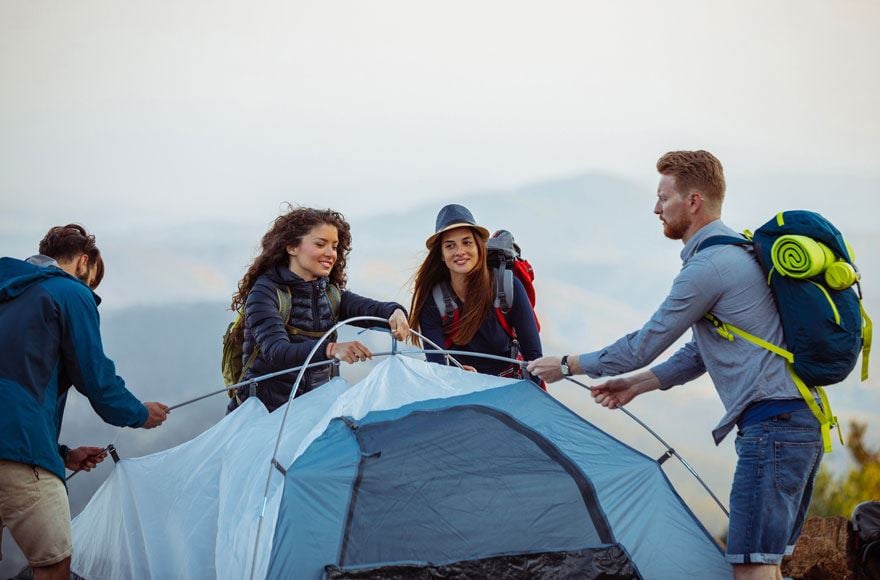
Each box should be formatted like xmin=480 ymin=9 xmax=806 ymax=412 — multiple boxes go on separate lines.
xmin=0 ymin=257 xmax=147 ymax=481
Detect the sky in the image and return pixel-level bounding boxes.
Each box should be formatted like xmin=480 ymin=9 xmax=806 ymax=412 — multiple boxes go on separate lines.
xmin=2 ymin=0 xmax=878 ymax=232
xmin=1 ymin=0 xmax=879 ymax=574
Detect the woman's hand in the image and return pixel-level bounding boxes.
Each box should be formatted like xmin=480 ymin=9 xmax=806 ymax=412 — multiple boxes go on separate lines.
xmin=388 ymin=309 xmax=410 ymax=341
xmin=327 ymin=341 xmax=373 ymax=364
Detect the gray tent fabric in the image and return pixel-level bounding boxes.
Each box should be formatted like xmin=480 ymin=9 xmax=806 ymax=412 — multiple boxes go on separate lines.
xmin=341 ymin=405 xmax=613 ymax=564
xmin=267 ymin=372 xmax=731 ymax=579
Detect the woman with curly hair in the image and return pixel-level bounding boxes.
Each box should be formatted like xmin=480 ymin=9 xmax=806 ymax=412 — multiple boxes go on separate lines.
xmin=408 ymin=204 xmax=542 ymax=384
xmin=227 ymin=206 xmax=409 ymax=413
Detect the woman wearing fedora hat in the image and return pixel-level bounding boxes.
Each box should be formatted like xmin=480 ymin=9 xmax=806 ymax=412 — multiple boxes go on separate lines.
xmin=227 ymin=205 xmax=410 ymax=413
xmin=408 ymin=204 xmax=542 ymax=383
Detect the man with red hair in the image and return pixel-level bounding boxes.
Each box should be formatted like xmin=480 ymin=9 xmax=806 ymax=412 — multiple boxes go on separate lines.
xmin=530 ymin=151 xmax=823 ymax=580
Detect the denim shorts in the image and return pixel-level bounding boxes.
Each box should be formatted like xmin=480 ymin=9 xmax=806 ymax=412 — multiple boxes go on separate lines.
xmin=726 ymin=408 xmax=824 ymax=565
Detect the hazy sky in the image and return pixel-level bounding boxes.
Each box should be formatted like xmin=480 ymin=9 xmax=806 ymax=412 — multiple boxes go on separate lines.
xmin=2 ymin=0 xmax=878 ymax=233
xmin=1 ymin=4 xmax=879 ymax=570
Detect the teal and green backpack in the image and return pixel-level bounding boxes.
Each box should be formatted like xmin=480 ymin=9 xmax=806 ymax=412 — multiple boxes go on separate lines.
xmin=699 ymin=210 xmax=872 ymax=452
xmin=221 ymin=284 xmax=341 ymax=396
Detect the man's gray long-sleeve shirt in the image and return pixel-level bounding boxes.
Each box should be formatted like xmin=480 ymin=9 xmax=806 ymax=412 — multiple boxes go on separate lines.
xmin=577 ymin=219 xmax=799 ymax=444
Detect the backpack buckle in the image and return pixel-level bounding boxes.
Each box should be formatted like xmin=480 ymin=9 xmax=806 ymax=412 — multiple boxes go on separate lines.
xmin=716 ymin=326 xmax=734 ymax=342
xmin=705 ymin=314 xmax=734 ymax=341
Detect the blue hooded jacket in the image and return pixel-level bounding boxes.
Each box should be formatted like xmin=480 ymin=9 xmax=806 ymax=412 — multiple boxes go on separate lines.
xmin=0 ymin=257 xmax=148 ymax=481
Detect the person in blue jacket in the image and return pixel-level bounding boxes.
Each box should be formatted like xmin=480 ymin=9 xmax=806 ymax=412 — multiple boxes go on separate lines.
xmin=408 ymin=204 xmax=542 ymax=383
xmin=226 ymin=206 xmax=410 ymax=413
xmin=0 ymin=224 xmax=169 ymax=580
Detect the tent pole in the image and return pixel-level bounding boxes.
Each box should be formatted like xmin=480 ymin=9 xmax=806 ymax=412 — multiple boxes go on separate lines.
xmin=564 ymin=376 xmax=730 ymax=518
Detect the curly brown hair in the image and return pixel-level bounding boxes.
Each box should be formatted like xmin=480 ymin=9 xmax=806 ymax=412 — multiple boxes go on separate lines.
xmin=408 ymin=227 xmax=493 ymax=347
xmin=231 ymin=205 xmax=352 ymax=314
xmin=38 ymin=224 xmax=105 ymax=288
xmin=656 ymin=150 xmax=726 ymax=210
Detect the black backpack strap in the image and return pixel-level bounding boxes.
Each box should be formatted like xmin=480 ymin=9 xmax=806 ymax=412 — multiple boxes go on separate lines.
xmin=696 ymin=235 xmax=752 ymax=253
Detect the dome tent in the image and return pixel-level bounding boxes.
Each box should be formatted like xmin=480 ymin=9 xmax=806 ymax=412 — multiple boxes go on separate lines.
xmin=70 ymin=356 xmax=731 ymax=579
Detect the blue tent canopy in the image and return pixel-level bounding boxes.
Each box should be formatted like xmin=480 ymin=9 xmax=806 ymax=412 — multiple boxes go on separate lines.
xmin=268 ymin=377 xmax=730 ymax=579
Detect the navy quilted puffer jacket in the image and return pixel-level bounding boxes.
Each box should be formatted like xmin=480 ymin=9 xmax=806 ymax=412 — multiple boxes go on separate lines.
xmin=229 ymin=265 xmax=404 ymax=412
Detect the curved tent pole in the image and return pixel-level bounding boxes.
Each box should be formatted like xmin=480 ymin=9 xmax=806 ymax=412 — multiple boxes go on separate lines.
xmin=562 ymin=376 xmax=730 ymax=518
xmin=248 ymin=316 xmax=460 ymax=580
xmin=168 ymin=345 xmax=472 ymax=412
xmin=168 ymin=359 xmax=339 ymax=411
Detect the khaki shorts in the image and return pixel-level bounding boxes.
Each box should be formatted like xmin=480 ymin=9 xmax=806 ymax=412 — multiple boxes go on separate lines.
xmin=0 ymin=460 xmax=71 ymax=567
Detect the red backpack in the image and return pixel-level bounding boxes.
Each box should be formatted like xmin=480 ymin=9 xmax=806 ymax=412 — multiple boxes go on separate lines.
xmin=431 ymin=230 xmax=542 ymax=385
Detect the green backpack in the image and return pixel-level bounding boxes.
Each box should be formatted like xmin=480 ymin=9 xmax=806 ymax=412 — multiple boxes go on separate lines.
xmin=221 ymin=284 xmax=341 ymax=397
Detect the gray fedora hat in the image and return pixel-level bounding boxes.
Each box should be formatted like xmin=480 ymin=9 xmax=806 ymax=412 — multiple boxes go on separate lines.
xmin=425 ymin=204 xmax=490 ymax=248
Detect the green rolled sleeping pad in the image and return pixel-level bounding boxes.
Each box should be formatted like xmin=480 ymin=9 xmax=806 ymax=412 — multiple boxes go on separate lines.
xmin=771 ymin=234 xmax=836 ymax=279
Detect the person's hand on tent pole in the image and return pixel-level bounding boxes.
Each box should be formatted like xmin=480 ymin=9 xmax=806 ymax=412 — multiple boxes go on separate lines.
xmin=592 ymin=371 xmax=661 ymax=409
xmin=327 ymin=341 xmax=373 ymax=364
xmin=142 ymin=402 xmax=170 ymax=428
xmin=64 ymin=446 xmax=107 ymax=472
xmin=387 ymin=309 xmax=410 ymax=341
xmin=526 ymin=355 xmax=567 ymax=383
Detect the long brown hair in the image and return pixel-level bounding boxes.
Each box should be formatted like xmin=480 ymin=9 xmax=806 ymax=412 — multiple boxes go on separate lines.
xmin=231 ymin=205 xmax=351 ymax=329
xmin=408 ymin=227 xmax=492 ymax=347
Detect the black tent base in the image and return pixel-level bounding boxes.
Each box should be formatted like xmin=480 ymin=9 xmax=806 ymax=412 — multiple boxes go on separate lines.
xmin=324 ymin=544 xmax=641 ymax=580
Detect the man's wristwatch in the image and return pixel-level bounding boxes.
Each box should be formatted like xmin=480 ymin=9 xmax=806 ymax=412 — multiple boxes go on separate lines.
xmin=560 ymin=355 xmax=572 ymax=377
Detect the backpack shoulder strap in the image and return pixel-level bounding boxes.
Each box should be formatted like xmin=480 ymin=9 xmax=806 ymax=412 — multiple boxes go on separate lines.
xmin=697 ymin=235 xmax=753 ymax=253
xmin=493 ymin=264 xmax=514 ymax=313
xmin=238 ymin=342 xmax=261 ymax=385
xmin=432 ymin=282 xmax=459 ymax=349
xmin=281 ymin=284 xmax=338 ymax=339
xmin=326 ymin=283 xmax=341 ymax=322
xmin=277 ymin=286 xmax=293 ymax=325
xmin=860 ymin=302 xmax=872 ymax=381
xmin=237 ymin=287 xmax=292 ymax=385
xmin=432 ymin=282 xmax=457 ymax=321
xmin=494 ymin=308 xmax=515 ymax=339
